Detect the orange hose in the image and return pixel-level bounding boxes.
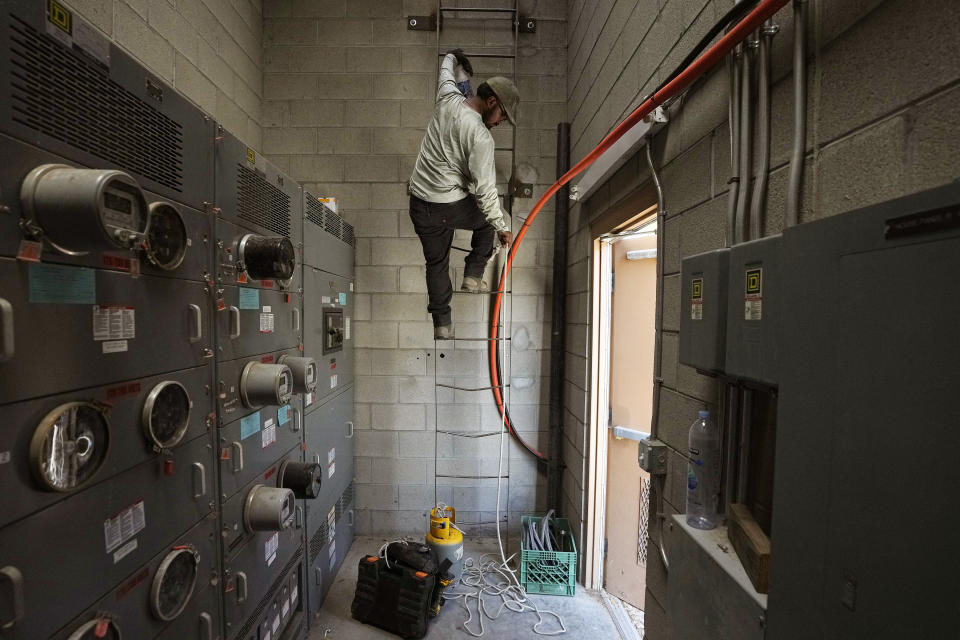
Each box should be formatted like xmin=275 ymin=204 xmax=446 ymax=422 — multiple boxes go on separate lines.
xmin=488 ymin=0 xmax=793 ymax=461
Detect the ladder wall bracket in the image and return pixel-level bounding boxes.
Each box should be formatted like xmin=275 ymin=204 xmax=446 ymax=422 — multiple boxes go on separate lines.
xmin=518 ymin=18 xmax=537 ymax=33
xmin=407 ymin=15 xmax=437 ymax=30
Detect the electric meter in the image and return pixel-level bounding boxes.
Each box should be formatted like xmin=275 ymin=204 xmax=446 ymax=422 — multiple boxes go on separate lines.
xmin=240 ymin=362 xmax=293 ymax=408
xmin=143 ymin=202 xmax=188 ymax=270
xmin=277 ymin=461 xmax=322 ymax=500
xmin=277 ymin=355 xmax=317 ymax=394
xmin=142 ymin=381 xmax=192 ymax=451
xmin=66 ymin=617 xmax=121 ymax=640
xmin=150 ymin=545 xmax=200 ymax=621
xmin=29 ymin=402 xmax=109 ymax=492
xmin=243 ymin=485 xmax=296 ymax=532
xmin=237 ymin=234 xmax=296 ymax=281
xmin=20 ymin=164 xmax=148 ymax=254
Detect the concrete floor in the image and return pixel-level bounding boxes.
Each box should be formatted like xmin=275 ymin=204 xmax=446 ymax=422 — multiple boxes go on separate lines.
xmin=308 ymin=536 xmax=622 ymax=639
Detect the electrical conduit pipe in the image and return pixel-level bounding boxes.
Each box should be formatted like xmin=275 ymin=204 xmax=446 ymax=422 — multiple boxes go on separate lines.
xmin=488 ymin=0 xmax=795 ymax=460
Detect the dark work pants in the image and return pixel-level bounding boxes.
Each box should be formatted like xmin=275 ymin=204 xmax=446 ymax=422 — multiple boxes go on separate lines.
xmin=409 ymin=194 xmax=496 ymax=327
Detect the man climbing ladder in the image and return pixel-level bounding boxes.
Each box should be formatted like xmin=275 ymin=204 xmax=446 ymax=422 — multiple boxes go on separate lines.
xmin=408 ymin=48 xmax=520 ymax=339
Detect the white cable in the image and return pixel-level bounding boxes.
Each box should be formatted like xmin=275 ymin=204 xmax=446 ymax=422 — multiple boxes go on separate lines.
xmin=438 ymin=244 xmax=566 ymax=637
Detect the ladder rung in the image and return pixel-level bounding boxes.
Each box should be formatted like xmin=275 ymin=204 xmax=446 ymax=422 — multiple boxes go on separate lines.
xmin=437 ymin=430 xmax=503 ymax=438
xmin=451 ymin=290 xmax=511 ymax=295
xmin=495 ymin=147 xmax=515 ymax=151
xmin=439 ymin=7 xmax=517 ymax=13
xmin=437 ymin=52 xmax=516 ymax=59
xmin=435 ymin=336 xmax=511 ymax=342
xmin=435 ymin=474 xmax=510 ymax=479
xmin=436 ymin=383 xmax=508 ymax=391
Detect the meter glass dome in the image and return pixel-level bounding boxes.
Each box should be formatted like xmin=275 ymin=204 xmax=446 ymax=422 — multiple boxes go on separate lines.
xmin=145 ymin=202 xmax=188 ymax=270
xmin=151 ymin=546 xmax=199 ymax=621
xmin=143 ymin=381 xmax=191 ymax=450
xmin=66 ymin=618 xmax=121 ymax=640
xmin=30 ymin=402 xmax=109 ymax=492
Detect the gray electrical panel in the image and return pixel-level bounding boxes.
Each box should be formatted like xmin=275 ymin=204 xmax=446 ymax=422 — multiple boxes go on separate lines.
xmin=303 ymin=191 xmax=354 ymax=280
xmin=725 ymin=234 xmax=781 ymax=385
xmin=767 ymin=183 xmax=960 ymax=640
xmin=0 ymin=1 xmax=216 ymax=211
xmin=0 ymin=4 xmax=222 ymax=637
xmin=303 ymin=267 xmax=355 ymax=408
xmin=679 ymin=248 xmax=730 ymax=374
xmin=0 ymin=4 xmax=341 ymax=637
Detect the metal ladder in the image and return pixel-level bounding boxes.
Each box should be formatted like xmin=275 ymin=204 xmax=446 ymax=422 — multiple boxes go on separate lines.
xmin=420 ymin=1 xmax=531 ymax=539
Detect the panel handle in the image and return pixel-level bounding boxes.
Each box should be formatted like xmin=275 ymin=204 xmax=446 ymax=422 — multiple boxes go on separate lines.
xmin=315 ymin=567 xmax=322 ymax=586
xmin=293 ymin=307 xmax=301 ymax=332
xmin=345 ymin=421 xmax=354 ymax=439
xmin=191 ymin=462 xmax=206 ymax=498
xmin=199 ymin=612 xmax=213 ymax=640
xmin=295 ymin=506 xmax=303 ymax=529
xmin=0 ymin=566 xmax=24 ymax=630
xmin=236 ymin=572 xmax=247 ymax=603
xmin=188 ymin=304 xmax=202 ymax=343
xmin=347 ymin=509 xmax=355 ymax=527
xmin=292 ymin=407 xmax=301 ymax=433
xmin=229 ymin=306 xmax=241 ymax=339
xmin=232 ymin=442 xmax=244 ymax=473
xmin=313 ymin=453 xmax=321 ymax=465
xmin=0 ymin=299 xmax=13 ymax=362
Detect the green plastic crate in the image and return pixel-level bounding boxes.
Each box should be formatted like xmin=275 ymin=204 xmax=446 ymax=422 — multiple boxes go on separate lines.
xmin=520 ymin=515 xmax=577 ymax=596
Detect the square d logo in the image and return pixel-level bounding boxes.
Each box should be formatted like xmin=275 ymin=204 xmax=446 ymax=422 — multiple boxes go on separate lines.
xmin=48 ymin=0 xmax=72 ymax=34
xmin=691 ymin=278 xmax=703 ymax=300
xmin=746 ymin=268 xmax=762 ymax=295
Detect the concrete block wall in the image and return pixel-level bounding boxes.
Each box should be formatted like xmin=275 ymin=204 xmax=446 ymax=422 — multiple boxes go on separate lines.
xmin=263 ymin=0 xmax=568 ymax=539
xmin=566 ymin=0 xmax=960 ymax=636
xmin=68 ymin=0 xmax=264 ymax=149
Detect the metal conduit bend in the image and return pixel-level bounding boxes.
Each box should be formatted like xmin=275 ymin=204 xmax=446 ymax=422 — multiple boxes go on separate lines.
xmin=786 ymin=0 xmax=809 ymax=227
xmin=486 ymin=0 xmax=795 ymax=460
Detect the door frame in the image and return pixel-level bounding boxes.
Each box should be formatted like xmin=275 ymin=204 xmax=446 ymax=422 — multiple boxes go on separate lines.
xmin=583 ymin=204 xmax=658 ymax=590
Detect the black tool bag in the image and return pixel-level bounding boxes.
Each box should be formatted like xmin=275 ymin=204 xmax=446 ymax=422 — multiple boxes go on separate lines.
xmin=351 ymin=541 xmax=453 ymax=639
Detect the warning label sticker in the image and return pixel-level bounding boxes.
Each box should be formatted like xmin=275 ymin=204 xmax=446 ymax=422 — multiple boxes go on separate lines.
xmin=327 ymin=506 xmax=336 ymax=544
xmin=291 ymin=584 xmax=298 ymax=606
xmin=104 ymin=500 xmax=146 ymax=553
xmin=260 ymin=313 xmax=275 ymax=334
xmin=265 ymin=531 xmax=279 ymax=566
xmin=93 ymin=306 xmax=135 ymax=341
xmin=744 ymin=267 xmax=763 ymax=321
xmin=691 ymin=277 xmax=704 ymax=321
xmin=113 ymin=538 xmax=138 ymax=564
xmin=262 ymin=420 xmax=277 ymax=449
xmin=329 ymin=540 xmax=337 ymax=570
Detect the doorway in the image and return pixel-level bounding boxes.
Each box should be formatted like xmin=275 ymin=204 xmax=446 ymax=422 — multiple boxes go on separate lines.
xmin=587 ymin=211 xmax=658 ymax=633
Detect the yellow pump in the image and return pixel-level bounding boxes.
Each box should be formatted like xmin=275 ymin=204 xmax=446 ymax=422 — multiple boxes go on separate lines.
xmin=425 ymin=505 xmax=464 ymax=581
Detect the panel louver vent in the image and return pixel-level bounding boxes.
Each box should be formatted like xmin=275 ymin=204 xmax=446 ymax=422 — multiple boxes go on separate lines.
xmin=342 ymin=221 xmax=356 ymax=247
xmin=303 ymin=193 xmax=326 ymax=228
xmin=237 ymin=164 xmax=291 ymax=237
xmin=324 ymin=209 xmax=342 ymax=237
xmin=8 ymin=16 xmax=185 ymax=191
xmin=309 ymin=524 xmax=326 ymax=563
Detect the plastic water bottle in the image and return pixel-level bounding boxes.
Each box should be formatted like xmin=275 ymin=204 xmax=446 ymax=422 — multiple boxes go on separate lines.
xmin=686 ymin=410 xmax=720 ymax=529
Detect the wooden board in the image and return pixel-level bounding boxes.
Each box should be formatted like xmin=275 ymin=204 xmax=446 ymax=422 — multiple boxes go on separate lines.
xmin=727 ymin=503 xmax=772 ymax=594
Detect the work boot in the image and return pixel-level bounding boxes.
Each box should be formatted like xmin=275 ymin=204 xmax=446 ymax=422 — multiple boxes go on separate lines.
xmin=460 ymin=275 xmax=490 ymax=293
xmin=434 ymin=324 xmax=454 ymax=340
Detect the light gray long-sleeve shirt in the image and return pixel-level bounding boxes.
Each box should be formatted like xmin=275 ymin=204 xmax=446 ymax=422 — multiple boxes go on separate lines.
xmin=408 ymin=54 xmax=509 ymax=232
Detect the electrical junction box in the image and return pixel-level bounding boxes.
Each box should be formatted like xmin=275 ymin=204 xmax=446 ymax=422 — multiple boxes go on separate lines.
xmin=725 ymin=234 xmax=782 ymax=386
xmin=638 ymin=438 xmax=668 ymax=476
xmin=767 ymin=182 xmax=960 ymax=640
xmin=680 ymin=248 xmax=730 ymax=374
